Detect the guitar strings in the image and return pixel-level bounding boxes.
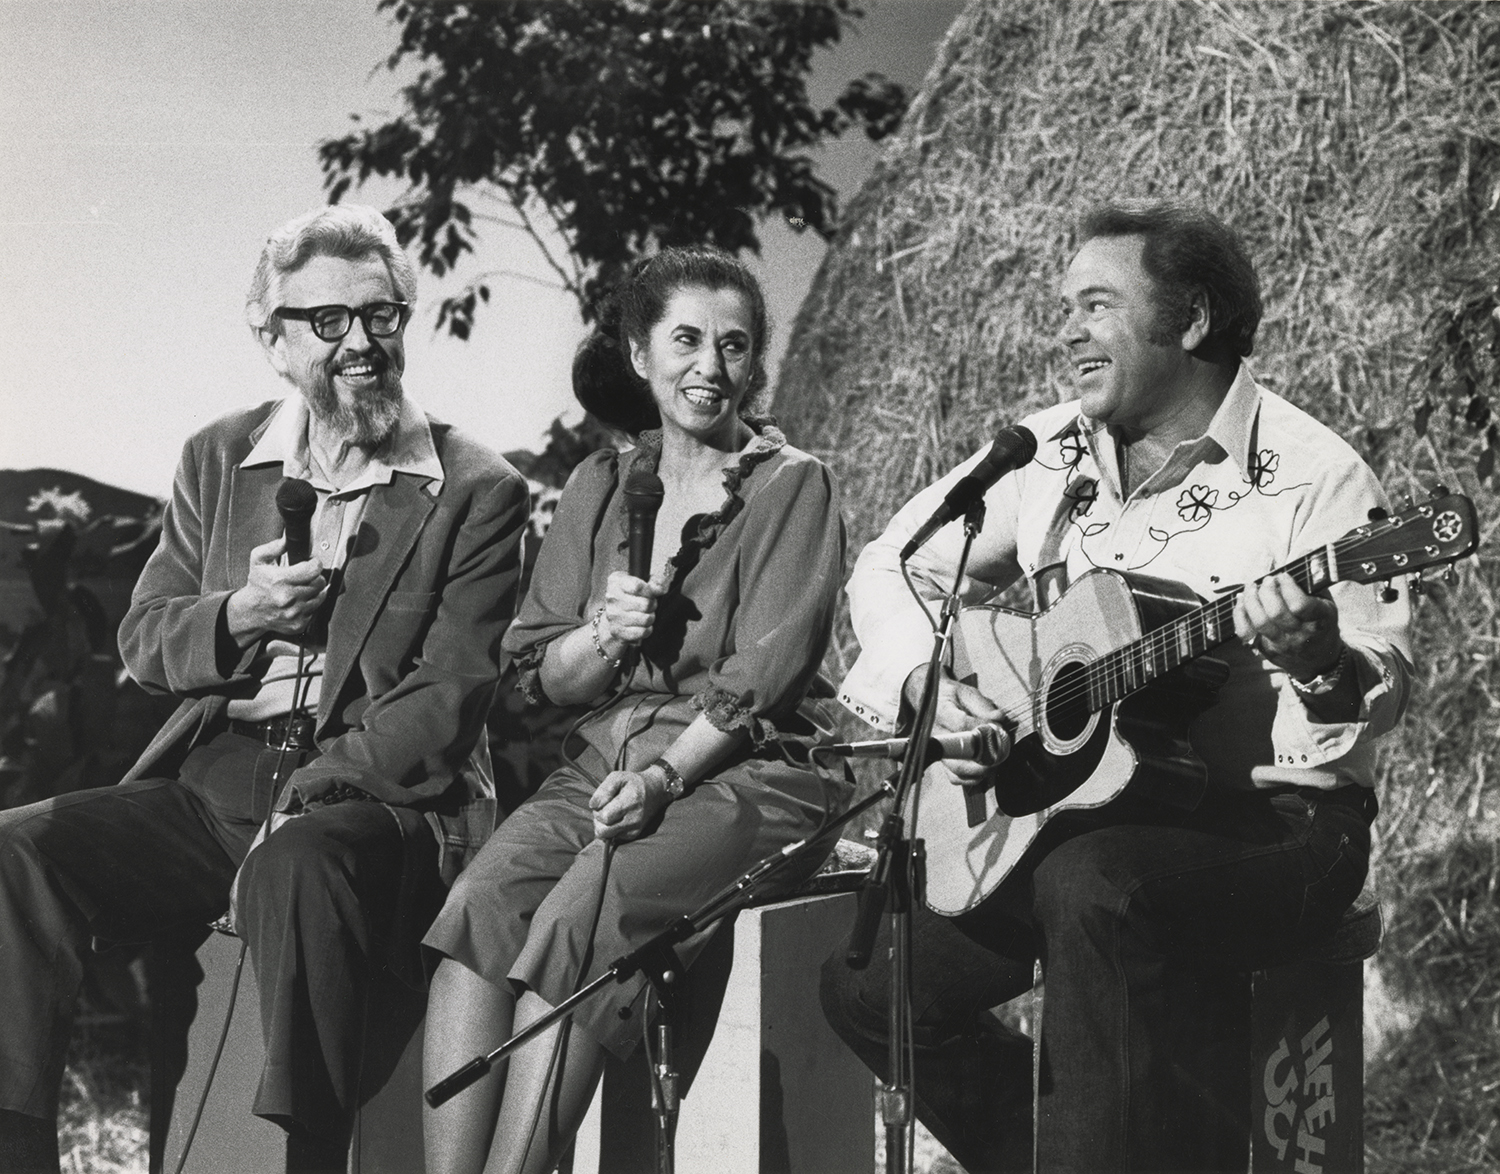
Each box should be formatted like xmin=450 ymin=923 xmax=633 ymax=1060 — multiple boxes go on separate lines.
xmin=998 ymin=512 xmax=1420 ymax=728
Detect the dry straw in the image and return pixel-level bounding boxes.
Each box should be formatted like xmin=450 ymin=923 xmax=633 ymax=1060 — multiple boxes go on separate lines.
xmin=776 ymin=1 xmax=1500 ymax=1165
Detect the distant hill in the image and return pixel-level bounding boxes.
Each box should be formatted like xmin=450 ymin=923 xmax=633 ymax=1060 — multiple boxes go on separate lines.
xmin=0 ymin=469 xmax=161 ymax=527
xmin=0 ymin=469 xmax=163 ymax=632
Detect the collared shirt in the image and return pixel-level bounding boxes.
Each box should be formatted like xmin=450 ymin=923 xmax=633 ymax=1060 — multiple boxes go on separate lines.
xmin=839 ymin=365 xmax=1414 ymax=791
xmin=226 ymin=394 xmax=445 ymax=721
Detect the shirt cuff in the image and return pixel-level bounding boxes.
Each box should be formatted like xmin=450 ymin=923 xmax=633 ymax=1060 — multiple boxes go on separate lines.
xmin=837 ymin=649 xmax=927 ymax=735
xmin=1267 ymin=640 xmax=1402 ymax=768
xmin=692 ymin=686 xmax=780 ymax=748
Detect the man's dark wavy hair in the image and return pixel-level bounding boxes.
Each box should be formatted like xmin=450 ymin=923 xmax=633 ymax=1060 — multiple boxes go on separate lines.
xmin=1079 ymin=201 xmax=1262 ymax=362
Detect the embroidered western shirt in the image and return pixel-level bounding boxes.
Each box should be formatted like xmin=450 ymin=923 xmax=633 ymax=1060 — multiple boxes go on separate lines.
xmin=839 ymin=365 xmax=1414 ymax=792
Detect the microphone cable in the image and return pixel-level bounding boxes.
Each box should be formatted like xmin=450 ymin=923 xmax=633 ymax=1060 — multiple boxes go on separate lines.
xmin=512 ymin=611 xmax=640 ymax=1170
xmin=173 ymin=639 xmax=315 ymax=1174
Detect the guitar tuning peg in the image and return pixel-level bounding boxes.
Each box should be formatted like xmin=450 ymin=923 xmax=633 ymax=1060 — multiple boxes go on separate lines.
xmin=1401 ymin=494 xmax=1415 ymax=510
xmin=1433 ymin=484 xmax=1449 ymax=497
xmin=1380 ymin=581 xmax=1399 ymax=603
xmin=1443 ymin=565 xmax=1457 ymax=584
xmin=1408 ymin=574 xmax=1425 ymax=597
xmin=1368 ymin=506 xmax=1388 ymax=521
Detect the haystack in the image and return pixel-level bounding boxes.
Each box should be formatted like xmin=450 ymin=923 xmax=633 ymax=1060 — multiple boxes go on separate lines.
xmin=776 ymin=2 xmax=1500 ymax=1165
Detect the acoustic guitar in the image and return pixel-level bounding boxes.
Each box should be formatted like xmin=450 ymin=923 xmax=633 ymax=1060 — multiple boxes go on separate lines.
xmin=917 ymin=493 xmax=1480 ymax=917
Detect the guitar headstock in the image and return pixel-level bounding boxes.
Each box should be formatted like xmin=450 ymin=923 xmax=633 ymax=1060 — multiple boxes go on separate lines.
xmin=1328 ymin=493 xmax=1480 ymax=587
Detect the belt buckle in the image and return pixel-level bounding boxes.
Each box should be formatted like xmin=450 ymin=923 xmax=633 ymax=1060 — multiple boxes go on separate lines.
xmin=273 ymin=715 xmax=314 ymax=752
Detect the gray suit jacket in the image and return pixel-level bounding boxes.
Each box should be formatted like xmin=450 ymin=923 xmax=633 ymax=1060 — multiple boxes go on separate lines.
xmin=118 ymin=398 xmax=528 ymax=880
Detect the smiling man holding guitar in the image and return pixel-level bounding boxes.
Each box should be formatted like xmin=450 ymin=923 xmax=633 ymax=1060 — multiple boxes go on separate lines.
xmin=819 ymin=202 xmax=1454 ymax=1173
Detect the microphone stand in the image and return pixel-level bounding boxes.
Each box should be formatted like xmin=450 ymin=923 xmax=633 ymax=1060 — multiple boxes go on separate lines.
xmin=424 ymin=778 xmax=898 ymax=1172
xmin=843 ymin=495 xmax=987 ymax=1174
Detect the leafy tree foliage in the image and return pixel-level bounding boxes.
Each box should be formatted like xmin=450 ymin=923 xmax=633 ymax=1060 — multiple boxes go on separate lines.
xmin=320 ymin=0 xmax=907 ymax=337
xmin=1416 ymin=288 xmax=1500 ymax=486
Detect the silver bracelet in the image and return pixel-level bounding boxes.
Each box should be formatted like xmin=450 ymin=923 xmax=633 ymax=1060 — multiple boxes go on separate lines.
xmin=1290 ymin=645 xmax=1348 ymax=696
xmin=590 ymin=606 xmax=622 ymax=668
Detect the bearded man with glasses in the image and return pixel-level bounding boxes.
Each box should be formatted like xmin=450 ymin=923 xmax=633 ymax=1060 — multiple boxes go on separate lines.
xmin=0 ymin=204 xmax=528 ymax=1173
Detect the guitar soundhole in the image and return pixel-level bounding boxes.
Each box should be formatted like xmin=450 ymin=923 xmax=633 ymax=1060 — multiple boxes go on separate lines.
xmin=1045 ymin=660 xmax=1092 ymax=741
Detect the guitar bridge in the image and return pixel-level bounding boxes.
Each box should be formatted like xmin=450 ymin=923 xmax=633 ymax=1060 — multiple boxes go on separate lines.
xmin=963 ymin=781 xmax=989 ymax=828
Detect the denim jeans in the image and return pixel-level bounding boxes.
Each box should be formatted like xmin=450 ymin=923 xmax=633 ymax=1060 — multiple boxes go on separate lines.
xmin=820 ymin=786 xmax=1371 ymax=1173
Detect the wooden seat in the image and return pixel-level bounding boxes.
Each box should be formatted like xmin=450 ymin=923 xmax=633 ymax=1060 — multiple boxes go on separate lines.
xmin=572 ymin=875 xmax=875 ymax=1174
xmin=1248 ymin=895 xmax=1381 ymax=1174
xmin=1027 ymin=893 xmax=1382 ymax=1174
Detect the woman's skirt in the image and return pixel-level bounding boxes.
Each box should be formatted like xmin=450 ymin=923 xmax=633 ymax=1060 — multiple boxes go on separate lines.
xmin=423 ymin=744 xmax=839 ymax=1058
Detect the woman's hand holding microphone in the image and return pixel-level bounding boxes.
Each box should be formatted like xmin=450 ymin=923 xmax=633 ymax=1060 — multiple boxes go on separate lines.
xmin=590 ymin=570 xmax=663 ymax=664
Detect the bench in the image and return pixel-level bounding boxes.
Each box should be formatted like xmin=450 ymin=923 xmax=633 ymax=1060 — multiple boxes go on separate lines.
xmin=149 ymin=879 xmax=1379 ymax=1174
xmin=149 ymin=878 xmax=872 ymax=1174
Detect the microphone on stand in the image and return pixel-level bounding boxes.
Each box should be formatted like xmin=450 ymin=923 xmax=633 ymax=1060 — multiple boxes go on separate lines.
xmin=275 ymin=478 xmax=317 ymax=566
xmin=624 ymin=471 xmax=665 ymax=580
xmin=825 ymin=723 xmax=1011 ymax=766
xmin=900 ymin=426 xmax=1038 ymax=561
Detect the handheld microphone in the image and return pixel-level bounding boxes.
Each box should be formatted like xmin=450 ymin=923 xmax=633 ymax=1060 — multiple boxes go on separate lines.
xmin=275 ymin=478 xmax=317 ymax=566
xmin=623 ymin=471 xmax=665 ymax=580
xmin=825 ymin=723 xmax=1011 ymax=766
xmin=900 ymin=426 xmax=1037 ymax=561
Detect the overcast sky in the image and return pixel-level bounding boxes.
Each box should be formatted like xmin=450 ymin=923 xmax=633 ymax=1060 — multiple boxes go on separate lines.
xmin=0 ymin=0 xmax=962 ymax=498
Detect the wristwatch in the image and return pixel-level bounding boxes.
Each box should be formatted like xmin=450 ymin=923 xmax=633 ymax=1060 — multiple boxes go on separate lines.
xmin=1289 ymin=645 xmax=1349 ymax=696
xmin=651 ymin=759 xmax=688 ymax=801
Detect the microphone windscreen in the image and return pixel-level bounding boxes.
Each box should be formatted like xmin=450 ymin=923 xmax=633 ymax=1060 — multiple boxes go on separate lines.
xmin=623 ymin=471 xmax=664 ymax=581
xmin=275 ymin=477 xmax=318 ymax=518
xmin=276 ymin=477 xmax=317 ymax=565
xmin=973 ymin=425 xmax=1037 ymax=478
xmin=623 ymin=470 xmax=665 ymax=510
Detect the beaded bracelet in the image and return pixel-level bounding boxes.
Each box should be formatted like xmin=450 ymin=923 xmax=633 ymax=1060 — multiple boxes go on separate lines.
xmin=590 ymin=606 xmax=622 ymax=668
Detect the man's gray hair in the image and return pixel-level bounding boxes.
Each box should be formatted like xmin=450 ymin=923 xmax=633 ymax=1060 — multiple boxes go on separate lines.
xmin=246 ymin=205 xmax=417 ymax=337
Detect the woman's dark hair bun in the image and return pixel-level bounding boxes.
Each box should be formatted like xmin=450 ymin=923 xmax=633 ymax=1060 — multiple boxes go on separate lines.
xmin=571 ymin=329 xmax=661 ymax=434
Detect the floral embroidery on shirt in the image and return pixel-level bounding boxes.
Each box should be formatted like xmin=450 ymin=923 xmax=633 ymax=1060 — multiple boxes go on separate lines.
xmin=1061 ymin=430 xmax=1308 ymax=572
xmin=1175 ymin=484 xmax=1219 ymax=523
xmin=1059 ymin=430 xmax=1087 ymax=470
xmin=1065 ymin=476 xmax=1098 ymax=521
xmin=1247 ymin=448 xmax=1279 ymax=489
xmin=1033 ymin=427 xmax=1088 ymax=472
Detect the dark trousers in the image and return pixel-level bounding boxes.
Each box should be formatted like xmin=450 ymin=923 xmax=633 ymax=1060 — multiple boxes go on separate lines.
xmin=0 ymin=731 xmax=436 ymax=1147
xmin=820 ymin=787 xmax=1371 ymax=1174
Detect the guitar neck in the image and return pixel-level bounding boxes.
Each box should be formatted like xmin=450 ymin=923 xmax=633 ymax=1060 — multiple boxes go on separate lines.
xmin=1086 ymin=549 xmax=1323 ymax=710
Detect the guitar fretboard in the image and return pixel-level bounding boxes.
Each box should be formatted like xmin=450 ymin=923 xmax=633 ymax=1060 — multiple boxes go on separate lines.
xmin=1084 ymin=548 xmax=1328 ymax=710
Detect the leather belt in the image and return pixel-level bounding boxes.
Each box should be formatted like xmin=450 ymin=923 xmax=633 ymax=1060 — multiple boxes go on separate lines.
xmin=228 ymin=715 xmax=317 ymax=751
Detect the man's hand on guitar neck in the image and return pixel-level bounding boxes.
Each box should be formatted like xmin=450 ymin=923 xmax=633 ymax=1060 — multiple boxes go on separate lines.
xmin=901 ymin=668 xmax=1007 ymax=782
xmin=1233 ymin=571 xmax=1361 ymax=722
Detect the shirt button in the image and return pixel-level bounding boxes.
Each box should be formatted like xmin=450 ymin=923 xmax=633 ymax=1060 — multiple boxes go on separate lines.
xmin=320 ymin=541 xmax=330 ymax=550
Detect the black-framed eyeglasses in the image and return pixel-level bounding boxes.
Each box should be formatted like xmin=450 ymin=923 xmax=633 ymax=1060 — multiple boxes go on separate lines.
xmin=273 ymin=301 xmax=411 ymax=342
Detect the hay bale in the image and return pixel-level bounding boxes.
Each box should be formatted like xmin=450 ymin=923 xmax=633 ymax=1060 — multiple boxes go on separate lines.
xmin=775 ymin=2 xmax=1500 ymax=1164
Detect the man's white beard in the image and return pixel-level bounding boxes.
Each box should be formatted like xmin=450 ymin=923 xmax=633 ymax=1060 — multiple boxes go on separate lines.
xmin=308 ymin=374 xmax=404 ymax=447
